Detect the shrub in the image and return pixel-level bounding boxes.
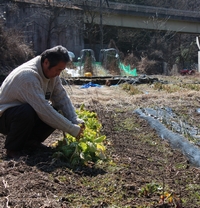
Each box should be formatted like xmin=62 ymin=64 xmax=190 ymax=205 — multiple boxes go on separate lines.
xmin=0 ymin=23 xmax=34 ymax=76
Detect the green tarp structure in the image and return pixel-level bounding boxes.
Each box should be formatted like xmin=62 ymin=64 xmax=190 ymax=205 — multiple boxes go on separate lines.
xmin=73 ymin=62 xmax=80 ymax=67
xmin=73 ymin=62 xmax=138 ymax=76
xmin=119 ymin=62 xmax=138 ymax=76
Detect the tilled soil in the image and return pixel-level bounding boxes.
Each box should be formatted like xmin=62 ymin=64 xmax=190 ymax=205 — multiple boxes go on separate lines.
xmin=0 ymin=77 xmax=200 ymax=208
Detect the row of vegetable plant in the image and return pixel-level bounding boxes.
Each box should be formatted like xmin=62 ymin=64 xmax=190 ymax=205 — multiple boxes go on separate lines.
xmin=52 ymin=105 xmax=107 ymax=167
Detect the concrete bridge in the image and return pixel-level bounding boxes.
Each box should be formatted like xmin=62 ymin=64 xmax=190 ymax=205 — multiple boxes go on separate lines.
xmin=8 ymin=0 xmax=200 ymax=34
xmin=74 ymin=0 xmax=200 ymax=34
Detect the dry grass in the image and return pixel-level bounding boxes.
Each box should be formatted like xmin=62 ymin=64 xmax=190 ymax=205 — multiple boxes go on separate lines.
xmin=67 ymin=74 xmax=200 ymax=116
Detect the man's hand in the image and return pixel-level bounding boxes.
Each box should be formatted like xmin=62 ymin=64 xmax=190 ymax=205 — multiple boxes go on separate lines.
xmin=80 ymin=122 xmax=85 ymax=130
xmin=76 ymin=123 xmax=85 ymax=141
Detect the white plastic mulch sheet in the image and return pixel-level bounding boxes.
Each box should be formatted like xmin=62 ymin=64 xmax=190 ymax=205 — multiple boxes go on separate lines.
xmin=134 ymin=107 xmax=200 ymax=167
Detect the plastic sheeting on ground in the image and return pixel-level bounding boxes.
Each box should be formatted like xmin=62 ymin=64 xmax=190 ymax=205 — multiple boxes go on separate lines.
xmin=80 ymin=82 xmax=102 ymax=89
xmin=65 ymin=68 xmax=81 ymax=77
xmin=142 ymin=107 xmax=200 ymax=142
xmin=134 ymin=108 xmax=200 ymax=167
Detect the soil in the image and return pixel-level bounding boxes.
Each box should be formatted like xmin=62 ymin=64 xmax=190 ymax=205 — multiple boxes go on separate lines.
xmin=1 ymin=75 xmax=200 ymax=208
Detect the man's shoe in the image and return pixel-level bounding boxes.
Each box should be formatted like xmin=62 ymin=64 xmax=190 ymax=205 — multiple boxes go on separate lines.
xmin=6 ymin=149 xmax=22 ymax=159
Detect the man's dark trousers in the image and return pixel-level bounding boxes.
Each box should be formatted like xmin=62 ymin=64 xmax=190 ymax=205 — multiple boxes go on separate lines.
xmin=0 ymin=104 xmax=55 ymax=151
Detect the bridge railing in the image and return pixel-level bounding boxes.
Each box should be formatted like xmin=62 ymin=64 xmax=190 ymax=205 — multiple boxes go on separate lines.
xmin=74 ymin=0 xmax=200 ymax=18
xmin=112 ymin=2 xmax=200 ymax=18
xmin=13 ymin=0 xmax=72 ymax=6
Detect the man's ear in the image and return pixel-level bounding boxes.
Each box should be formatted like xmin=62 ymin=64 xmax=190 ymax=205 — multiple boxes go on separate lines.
xmin=44 ymin=58 xmax=50 ymax=69
xmin=44 ymin=58 xmax=49 ymax=64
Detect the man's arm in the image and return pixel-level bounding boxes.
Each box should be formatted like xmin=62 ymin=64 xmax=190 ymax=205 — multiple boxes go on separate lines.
xmin=50 ymin=77 xmax=84 ymax=125
xmin=18 ymin=76 xmax=81 ymax=137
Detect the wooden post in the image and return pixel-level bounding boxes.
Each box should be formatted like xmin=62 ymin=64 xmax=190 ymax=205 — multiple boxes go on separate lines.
xmin=196 ymin=37 xmax=200 ymax=73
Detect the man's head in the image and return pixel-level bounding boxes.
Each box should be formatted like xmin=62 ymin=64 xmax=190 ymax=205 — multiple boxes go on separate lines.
xmin=41 ymin=45 xmax=70 ymax=78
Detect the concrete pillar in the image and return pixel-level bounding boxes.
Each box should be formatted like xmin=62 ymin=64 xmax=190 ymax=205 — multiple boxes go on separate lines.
xmin=163 ymin=62 xmax=168 ymax=75
xmin=172 ymin=64 xmax=178 ymax=75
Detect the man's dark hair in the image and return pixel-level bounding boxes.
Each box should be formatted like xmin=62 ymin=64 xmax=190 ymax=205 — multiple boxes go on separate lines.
xmin=41 ymin=45 xmax=70 ymax=68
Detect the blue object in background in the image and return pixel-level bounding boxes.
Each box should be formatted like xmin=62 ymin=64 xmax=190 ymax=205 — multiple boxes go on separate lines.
xmin=80 ymin=82 xmax=102 ymax=89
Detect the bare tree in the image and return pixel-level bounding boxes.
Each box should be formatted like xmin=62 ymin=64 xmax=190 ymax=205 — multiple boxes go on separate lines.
xmin=3 ymin=1 xmax=83 ymax=54
xmin=74 ymin=0 xmax=110 ymax=50
xmin=28 ymin=1 xmax=83 ymax=51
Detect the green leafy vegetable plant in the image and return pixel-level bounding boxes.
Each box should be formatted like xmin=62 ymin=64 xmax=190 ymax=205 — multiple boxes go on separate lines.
xmin=52 ymin=105 xmax=107 ymax=167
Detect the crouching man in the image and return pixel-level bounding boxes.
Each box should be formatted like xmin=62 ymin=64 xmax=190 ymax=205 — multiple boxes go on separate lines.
xmin=0 ymin=45 xmax=84 ymax=158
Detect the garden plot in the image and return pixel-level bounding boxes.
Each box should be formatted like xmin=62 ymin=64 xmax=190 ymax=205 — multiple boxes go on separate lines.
xmin=135 ymin=107 xmax=200 ymax=167
xmin=1 ymin=75 xmax=200 ymax=207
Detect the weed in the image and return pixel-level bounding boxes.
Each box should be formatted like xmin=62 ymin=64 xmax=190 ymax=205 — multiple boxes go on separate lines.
xmin=159 ymin=191 xmax=182 ymax=207
xmin=139 ymin=182 xmax=162 ymax=197
xmin=120 ymin=83 xmax=143 ymax=95
xmin=179 ymin=83 xmax=200 ymax=91
xmin=153 ymin=82 xmax=182 ymax=93
xmin=58 ymin=175 xmax=68 ymax=182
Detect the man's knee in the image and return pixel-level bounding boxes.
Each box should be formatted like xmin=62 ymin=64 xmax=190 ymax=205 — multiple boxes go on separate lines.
xmin=0 ymin=104 xmax=38 ymax=137
xmin=22 ymin=104 xmax=36 ymax=118
xmin=14 ymin=104 xmax=37 ymax=120
xmin=4 ymin=104 xmax=37 ymax=125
